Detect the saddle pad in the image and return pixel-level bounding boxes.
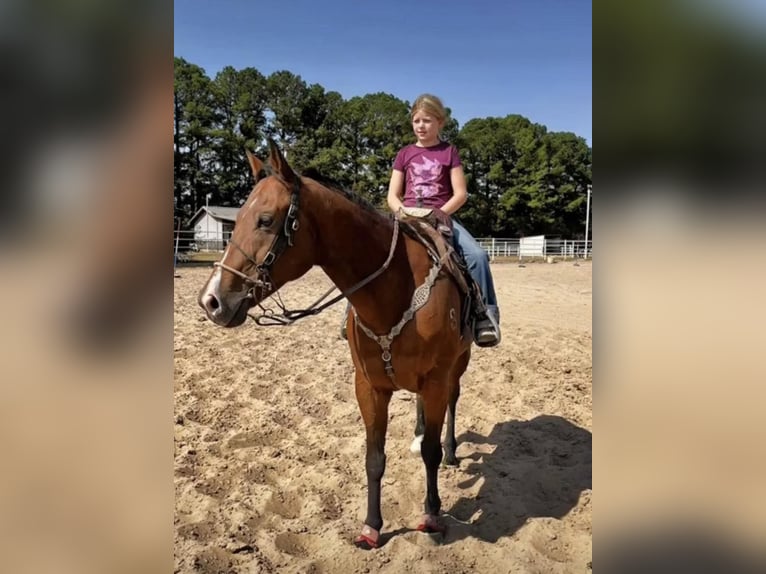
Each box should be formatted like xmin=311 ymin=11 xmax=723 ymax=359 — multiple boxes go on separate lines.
xmin=400 ymin=206 xmax=433 ymax=219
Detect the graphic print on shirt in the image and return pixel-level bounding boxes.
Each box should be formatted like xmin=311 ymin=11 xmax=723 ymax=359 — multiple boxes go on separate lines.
xmin=410 ymin=156 xmax=443 ymax=202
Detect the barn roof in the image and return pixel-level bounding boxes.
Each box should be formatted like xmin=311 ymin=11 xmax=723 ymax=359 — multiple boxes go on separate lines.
xmin=187 ymin=206 xmax=241 ymax=226
xmin=206 ymin=206 xmax=240 ymax=221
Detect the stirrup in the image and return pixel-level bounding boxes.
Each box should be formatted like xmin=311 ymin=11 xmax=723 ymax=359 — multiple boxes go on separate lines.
xmin=339 ymin=302 xmax=351 ymax=340
xmin=474 ymin=314 xmax=501 ymax=347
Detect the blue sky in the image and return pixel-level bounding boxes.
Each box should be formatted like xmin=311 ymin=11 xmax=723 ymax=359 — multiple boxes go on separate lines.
xmin=175 ymin=0 xmax=592 ymax=145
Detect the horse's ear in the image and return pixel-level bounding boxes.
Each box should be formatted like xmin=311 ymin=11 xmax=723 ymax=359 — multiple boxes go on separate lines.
xmin=245 ymin=149 xmax=265 ymax=181
xmin=267 ymin=139 xmax=295 ymax=184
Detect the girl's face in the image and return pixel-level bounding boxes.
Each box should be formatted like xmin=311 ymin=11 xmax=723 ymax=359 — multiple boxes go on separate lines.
xmin=412 ymin=110 xmax=443 ymax=146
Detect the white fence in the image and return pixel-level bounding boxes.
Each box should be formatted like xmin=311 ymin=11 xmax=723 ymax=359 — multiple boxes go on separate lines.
xmin=476 ymin=238 xmax=592 ymax=260
xmin=174 ymin=229 xmax=592 ymax=261
xmin=174 ymin=229 xmax=232 ymax=253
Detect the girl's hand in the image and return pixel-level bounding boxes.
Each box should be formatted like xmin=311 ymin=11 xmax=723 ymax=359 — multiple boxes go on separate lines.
xmin=432 ymin=208 xmax=453 ymax=231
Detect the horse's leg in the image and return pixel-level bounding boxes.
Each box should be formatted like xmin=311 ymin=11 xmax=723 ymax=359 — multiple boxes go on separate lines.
xmin=409 ymin=395 xmax=425 ymax=453
xmin=353 ymin=375 xmax=392 ymax=550
xmin=442 ymin=381 xmax=460 ymax=466
xmin=443 ymin=350 xmax=469 ymax=467
xmin=417 ymin=382 xmax=449 ymax=534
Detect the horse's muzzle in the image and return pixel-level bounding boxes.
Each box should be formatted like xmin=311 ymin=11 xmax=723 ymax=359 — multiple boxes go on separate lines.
xmin=199 ymin=290 xmax=252 ymax=327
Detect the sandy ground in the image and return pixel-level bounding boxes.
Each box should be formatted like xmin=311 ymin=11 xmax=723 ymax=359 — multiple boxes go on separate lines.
xmin=174 ymin=261 xmax=592 ymax=573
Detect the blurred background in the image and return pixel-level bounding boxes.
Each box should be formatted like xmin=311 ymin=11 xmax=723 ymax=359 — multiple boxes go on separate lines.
xmin=0 ymin=1 xmax=172 ymax=573
xmin=595 ymin=1 xmax=766 ymax=572
xmin=0 ymin=0 xmax=764 ymax=572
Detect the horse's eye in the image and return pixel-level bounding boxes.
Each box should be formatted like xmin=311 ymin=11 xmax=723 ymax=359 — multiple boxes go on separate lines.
xmin=257 ymin=214 xmax=274 ymax=228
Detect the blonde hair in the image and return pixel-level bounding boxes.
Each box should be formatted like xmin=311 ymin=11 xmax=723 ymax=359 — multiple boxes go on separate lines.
xmin=411 ymin=94 xmax=447 ymax=123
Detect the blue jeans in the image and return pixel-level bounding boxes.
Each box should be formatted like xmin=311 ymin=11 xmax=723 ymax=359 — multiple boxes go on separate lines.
xmin=452 ymin=220 xmax=499 ymax=321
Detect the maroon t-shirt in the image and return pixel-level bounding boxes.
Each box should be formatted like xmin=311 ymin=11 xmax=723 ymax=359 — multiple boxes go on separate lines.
xmin=392 ymin=142 xmax=462 ymax=209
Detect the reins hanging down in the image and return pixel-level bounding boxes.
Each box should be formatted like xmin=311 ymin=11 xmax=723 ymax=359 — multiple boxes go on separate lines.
xmin=249 ymin=218 xmax=401 ymax=325
xmin=213 ymin=169 xmax=402 ymax=327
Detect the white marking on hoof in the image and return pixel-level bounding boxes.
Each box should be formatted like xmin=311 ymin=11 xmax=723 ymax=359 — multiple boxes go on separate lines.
xmin=409 ymin=435 xmax=424 ymax=454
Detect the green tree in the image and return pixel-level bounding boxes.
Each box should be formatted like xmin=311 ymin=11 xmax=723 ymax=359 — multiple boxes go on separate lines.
xmin=210 ymin=66 xmax=268 ymax=206
xmin=529 ymin=131 xmax=592 ymax=236
xmin=173 ymin=57 xmax=593 ymax=238
xmin=308 ymin=93 xmax=410 ymax=205
xmin=459 ymin=114 xmax=591 ymax=238
xmin=174 ymin=57 xmax=216 ymax=220
xmin=265 ymin=70 xmax=311 ymax=150
xmin=457 ymin=117 xmax=518 ymax=235
xmin=288 ymin=86 xmax=342 ymax=172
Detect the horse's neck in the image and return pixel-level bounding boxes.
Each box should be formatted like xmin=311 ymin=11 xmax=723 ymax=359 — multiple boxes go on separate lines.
xmin=305 ymin=185 xmax=414 ymax=327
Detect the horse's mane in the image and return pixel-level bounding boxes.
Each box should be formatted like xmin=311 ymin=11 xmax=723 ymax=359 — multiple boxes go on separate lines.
xmin=300 ymin=168 xmax=390 ymax=222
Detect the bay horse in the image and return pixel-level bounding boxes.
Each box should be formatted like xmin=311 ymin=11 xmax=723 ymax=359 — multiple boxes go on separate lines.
xmin=199 ymin=140 xmax=471 ymax=549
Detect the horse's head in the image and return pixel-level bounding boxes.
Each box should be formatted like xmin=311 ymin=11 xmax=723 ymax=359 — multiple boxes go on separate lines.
xmin=198 ymin=141 xmax=316 ymax=327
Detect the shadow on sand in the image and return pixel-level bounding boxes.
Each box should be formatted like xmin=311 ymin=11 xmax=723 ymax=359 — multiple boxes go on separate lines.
xmin=438 ymin=414 xmax=592 ymax=544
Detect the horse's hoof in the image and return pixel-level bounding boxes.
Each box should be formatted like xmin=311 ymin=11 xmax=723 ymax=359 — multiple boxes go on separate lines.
xmin=416 ymin=514 xmax=446 ymax=534
xmin=442 ymin=455 xmax=459 ymax=467
xmin=353 ymin=524 xmax=379 ymax=549
xmin=409 ymin=435 xmax=424 ymax=453
xmin=353 ymin=537 xmax=376 ymax=550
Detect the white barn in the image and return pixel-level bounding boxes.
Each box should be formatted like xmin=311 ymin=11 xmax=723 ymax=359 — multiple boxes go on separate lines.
xmin=188 ymin=206 xmax=240 ymax=250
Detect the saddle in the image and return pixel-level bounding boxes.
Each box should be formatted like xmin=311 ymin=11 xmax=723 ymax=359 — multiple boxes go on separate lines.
xmin=397 ymin=207 xmax=486 ymax=339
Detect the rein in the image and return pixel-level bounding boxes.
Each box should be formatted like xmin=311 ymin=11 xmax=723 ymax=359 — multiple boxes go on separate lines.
xmin=251 ymin=217 xmax=401 ymax=326
xmin=213 ymin=174 xmax=402 ymax=326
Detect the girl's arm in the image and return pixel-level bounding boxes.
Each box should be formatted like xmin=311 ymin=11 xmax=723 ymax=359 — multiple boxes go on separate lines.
xmin=440 ymin=166 xmax=468 ymax=216
xmin=387 ymin=169 xmax=405 ymax=212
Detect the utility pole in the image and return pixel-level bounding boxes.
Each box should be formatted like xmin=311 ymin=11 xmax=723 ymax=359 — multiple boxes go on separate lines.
xmin=206 ymin=193 xmax=211 ymax=250
xmin=584 ymin=184 xmax=591 ymax=259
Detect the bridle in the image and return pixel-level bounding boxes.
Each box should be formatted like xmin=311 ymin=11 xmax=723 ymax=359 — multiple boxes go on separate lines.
xmin=214 ymin=174 xmax=301 ymax=297
xmin=213 ymin=173 xmax=401 ymax=325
